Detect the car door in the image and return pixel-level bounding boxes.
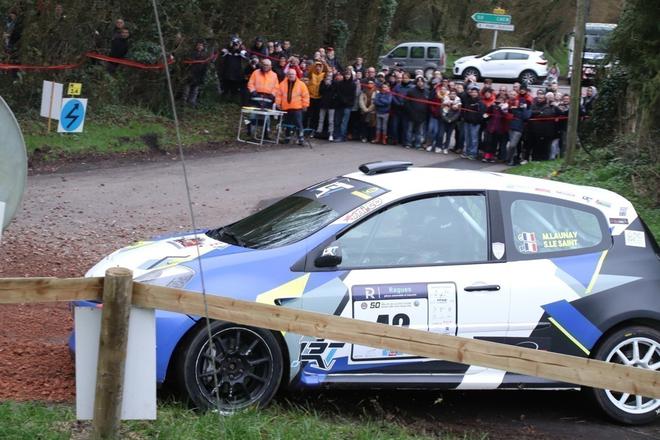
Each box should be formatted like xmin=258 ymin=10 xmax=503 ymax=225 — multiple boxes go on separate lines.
xmin=304 ymin=192 xmax=513 ymax=384
xmin=500 ymin=192 xmax=611 ymax=358
xmin=480 ymin=50 xmax=508 ymax=77
xmin=388 ymin=45 xmax=408 ymax=69
xmin=409 ymin=45 xmax=426 ymax=71
xmin=505 ymin=52 xmax=530 ymax=78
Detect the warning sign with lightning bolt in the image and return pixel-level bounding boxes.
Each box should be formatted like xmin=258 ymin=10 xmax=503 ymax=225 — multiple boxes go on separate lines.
xmin=57 ymin=98 xmax=88 ymax=133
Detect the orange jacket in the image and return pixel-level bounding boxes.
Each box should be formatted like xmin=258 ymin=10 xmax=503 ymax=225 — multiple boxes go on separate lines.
xmin=247 ymin=69 xmax=279 ymax=95
xmin=275 ymin=78 xmax=310 ymax=111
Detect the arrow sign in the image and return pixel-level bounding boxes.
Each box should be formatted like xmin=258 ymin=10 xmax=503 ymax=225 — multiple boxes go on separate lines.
xmin=58 ymin=98 xmax=88 ymax=133
xmin=471 ymin=12 xmax=512 ymax=25
xmin=476 ymin=22 xmax=515 ymax=32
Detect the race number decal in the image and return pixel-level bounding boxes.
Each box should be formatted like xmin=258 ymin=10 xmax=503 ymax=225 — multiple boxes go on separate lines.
xmin=351 ymin=283 xmax=456 ymax=360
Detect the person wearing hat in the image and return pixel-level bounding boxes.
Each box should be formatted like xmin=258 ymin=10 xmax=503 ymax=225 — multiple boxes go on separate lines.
xmin=181 ymin=40 xmax=210 ymax=108
xmin=325 ymin=47 xmax=343 ymax=72
xmin=403 ymin=76 xmax=429 ymax=149
xmin=307 ymin=59 xmax=330 ymax=130
xmin=251 ymin=36 xmax=268 ymax=57
xmin=217 ymin=34 xmax=248 ymax=101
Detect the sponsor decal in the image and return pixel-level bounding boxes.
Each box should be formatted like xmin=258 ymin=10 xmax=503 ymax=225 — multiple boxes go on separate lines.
xmin=341 ymin=198 xmax=383 ymax=223
xmin=582 ymin=195 xmax=593 ymax=204
xmin=555 ymin=190 xmax=576 ymax=198
xmin=517 ymin=232 xmax=538 ymax=253
xmin=535 ymin=187 xmax=552 ymax=193
xmin=541 ymin=231 xmax=578 ymax=249
xmin=619 ymin=206 xmax=628 ymax=217
xmin=492 ymin=242 xmax=505 ymax=260
xmin=312 ymin=181 xmax=354 ymax=199
xmin=321 ymin=246 xmax=339 ymax=257
xmin=624 ymin=230 xmax=646 ymax=248
xmin=171 ymin=237 xmax=205 ymax=248
xmin=609 ymin=217 xmax=629 ymax=225
xmin=596 ymin=199 xmax=612 ymax=208
xmin=295 ymin=339 xmax=345 ymax=370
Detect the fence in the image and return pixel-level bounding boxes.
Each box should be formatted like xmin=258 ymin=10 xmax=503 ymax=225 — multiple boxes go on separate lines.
xmin=1 ymin=268 xmax=659 ymax=438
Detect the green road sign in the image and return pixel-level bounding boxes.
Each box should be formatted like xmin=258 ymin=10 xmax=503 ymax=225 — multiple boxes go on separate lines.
xmin=471 ymin=12 xmax=512 ymax=25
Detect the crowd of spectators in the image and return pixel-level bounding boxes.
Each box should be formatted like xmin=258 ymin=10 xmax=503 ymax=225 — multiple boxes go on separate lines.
xmin=210 ymin=35 xmax=597 ymax=164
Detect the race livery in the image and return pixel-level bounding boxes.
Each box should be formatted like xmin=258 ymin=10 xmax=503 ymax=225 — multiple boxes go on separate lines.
xmin=70 ymin=161 xmax=660 ymax=424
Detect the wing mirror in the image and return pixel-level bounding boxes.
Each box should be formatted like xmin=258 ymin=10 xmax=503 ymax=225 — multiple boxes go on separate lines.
xmin=315 ymin=244 xmax=342 ymax=268
xmin=387 ymin=53 xmax=394 ymax=58
xmin=483 ymin=56 xmax=492 ymax=61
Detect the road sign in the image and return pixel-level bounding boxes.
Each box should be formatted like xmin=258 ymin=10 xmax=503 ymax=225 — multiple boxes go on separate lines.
xmin=68 ymin=82 xmax=82 ymax=96
xmin=40 ymin=81 xmax=63 ymax=120
xmin=476 ymin=22 xmax=515 ymax=32
xmin=471 ymin=12 xmax=512 ymax=25
xmin=57 ymin=98 xmax=88 ymax=133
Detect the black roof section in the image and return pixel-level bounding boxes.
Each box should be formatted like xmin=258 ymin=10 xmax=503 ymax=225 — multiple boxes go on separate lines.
xmin=359 ymin=161 xmax=413 ymax=175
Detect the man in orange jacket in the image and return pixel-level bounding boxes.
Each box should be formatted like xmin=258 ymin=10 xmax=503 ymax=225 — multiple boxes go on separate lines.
xmin=246 ymin=58 xmax=279 ymax=138
xmin=276 ymin=69 xmax=310 ymax=145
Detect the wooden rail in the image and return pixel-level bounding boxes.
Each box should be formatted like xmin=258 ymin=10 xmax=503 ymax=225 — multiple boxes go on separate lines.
xmin=0 ymin=276 xmax=659 ymax=399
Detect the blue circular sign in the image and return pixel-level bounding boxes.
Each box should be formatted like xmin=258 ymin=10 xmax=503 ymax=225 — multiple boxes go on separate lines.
xmin=60 ymin=99 xmax=85 ymax=132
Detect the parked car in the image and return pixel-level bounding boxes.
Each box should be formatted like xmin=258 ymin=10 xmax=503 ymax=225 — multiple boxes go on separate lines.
xmin=453 ymin=47 xmax=548 ymax=84
xmin=70 ymin=161 xmax=660 ymax=425
xmin=378 ymin=42 xmax=446 ymax=77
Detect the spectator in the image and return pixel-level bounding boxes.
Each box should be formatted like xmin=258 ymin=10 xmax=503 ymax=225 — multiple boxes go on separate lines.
xmin=353 ymin=57 xmax=364 ymax=75
xmin=273 ymin=56 xmax=287 ymax=81
xmin=526 ymin=89 xmax=559 ymax=162
xmin=286 ymin=56 xmax=303 ymax=79
xmin=3 ymin=9 xmax=21 ymax=56
xmin=362 ymin=66 xmax=376 ymax=83
xmin=359 ymin=79 xmax=377 ymax=142
xmin=403 ymin=76 xmax=429 ymax=149
xmin=217 ymin=35 xmax=247 ymax=100
xmin=251 ymin=36 xmax=268 ymax=57
xmin=439 ymin=91 xmax=461 ymax=154
xmin=271 ymin=41 xmax=284 ymax=59
xmin=316 ymin=74 xmax=338 ymax=140
xmin=482 ymin=95 xmax=509 ymax=162
xmin=333 ymin=70 xmax=356 ymax=142
xmin=461 ymin=86 xmax=487 ymax=160
xmin=505 ymin=89 xmax=531 ymax=166
xmin=276 ymin=69 xmax=310 ymax=145
xmin=388 ymin=71 xmax=405 ymax=144
xmin=246 ymin=58 xmax=279 ymax=137
xmin=452 ymin=83 xmax=467 ymax=153
xmin=266 ymin=41 xmax=275 ymax=55
xmin=348 ymin=69 xmax=362 ymax=140
xmin=306 ymin=60 xmax=328 ymax=130
xmin=394 ymin=72 xmax=413 ymax=145
xmin=107 ymin=27 xmax=130 ymax=73
xmin=281 ymin=40 xmax=292 ymax=58
xmin=181 ymin=40 xmax=209 ymax=108
xmin=426 ymin=85 xmax=446 ymax=151
xmin=556 ymin=93 xmax=570 ymax=157
xmin=546 ymin=80 xmax=559 ymax=95
xmin=546 ymin=62 xmax=560 ymax=84
xmin=325 ymin=47 xmax=342 ymax=72
xmin=581 ymin=86 xmax=597 ymax=115
xmin=374 ymin=83 xmax=392 ymax=144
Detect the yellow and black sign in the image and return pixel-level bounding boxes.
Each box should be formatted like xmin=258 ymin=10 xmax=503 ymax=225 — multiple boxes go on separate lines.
xmin=493 ymin=7 xmax=506 ymax=15
xmin=67 ymin=82 xmax=82 ymax=96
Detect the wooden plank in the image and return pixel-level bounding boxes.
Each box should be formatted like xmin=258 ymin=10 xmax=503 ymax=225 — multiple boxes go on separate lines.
xmin=133 ymin=282 xmax=660 ymax=399
xmin=92 ymin=268 xmax=133 ymax=440
xmin=0 ymin=277 xmax=103 ymax=303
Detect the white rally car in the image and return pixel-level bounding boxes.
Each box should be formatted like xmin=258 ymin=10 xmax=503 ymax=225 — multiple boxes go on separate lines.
xmin=72 ymin=161 xmax=660 ymax=424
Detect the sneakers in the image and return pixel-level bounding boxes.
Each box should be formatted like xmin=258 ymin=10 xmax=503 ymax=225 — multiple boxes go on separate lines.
xmin=329 ymin=135 xmax=334 ymax=142
xmin=467 ymin=155 xmax=477 ymax=160
xmin=434 ymin=147 xmax=441 ymax=153
xmin=481 ymin=157 xmax=495 ymax=163
xmin=443 ymin=148 xmax=449 ymax=154
xmin=297 ymin=137 xmax=304 ymax=145
xmin=460 ymin=153 xmax=468 ymax=159
xmin=520 ymin=159 xmax=528 ymax=165
xmin=361 ymin=138 xmax=368 ymax=143
xmin=426 ymin=145 xmax=434 ymax=152
xmin=404 ymin=145 xmax=411 ymax=149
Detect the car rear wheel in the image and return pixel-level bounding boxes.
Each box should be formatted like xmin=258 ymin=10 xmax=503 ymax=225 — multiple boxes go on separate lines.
xmin=519 ymin=70 xmax=538 ymax=85
xmin=176 ymin=321 xmax=283 ymax=413
xmin=590 ymin=325 xmax=660 ymax=425
xmin=463 ymin=67 xmax=480 ymax=81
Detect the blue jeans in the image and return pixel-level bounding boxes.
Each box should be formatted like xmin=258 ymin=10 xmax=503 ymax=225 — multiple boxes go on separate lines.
xmin=427 ymin=117 xmax=439 ymax=146
xmin=334 ymin=107 xmax=352 ymax=141
xmin=441 ymin=122 xmax=456 ymax=149
xmin=284 ymin=110 xmax=304 ymax=140
xmin=406 ymin=120 xmax=425 ymax=148
xmin=464 ymin=123 xmax=481 ymax=158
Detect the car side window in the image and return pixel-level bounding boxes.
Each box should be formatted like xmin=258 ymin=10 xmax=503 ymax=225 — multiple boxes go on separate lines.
xmin=335 ymin=194 xmax=488 ymax=269
xmin=510 ymin=199 xmax=604 ymax=255
xmin=410 ymin=46 xmax=425 ymax=58
xmin=488 ymin=51 xmax=507 ymax=60
xmin=507 ymin=52 xmax=529 ymax=60
xmin=427 ymin=46 xmax=440 ymax=59
xmin=391 ymin=46 xmax=408 ymax=58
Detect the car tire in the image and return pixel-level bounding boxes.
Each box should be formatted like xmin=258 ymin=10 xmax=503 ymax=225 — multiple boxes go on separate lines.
xmin=463 ymin=67 xmax=480 ymax=81
xmin=589 ymin=325 xmax=660 ymax=425
xmin=175 ymin=320 xmax=284 ymax=413
xmin=519 ymin=70 xmax=538 ymax=85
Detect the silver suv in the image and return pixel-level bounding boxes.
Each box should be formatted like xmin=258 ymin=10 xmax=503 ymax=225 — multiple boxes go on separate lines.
xmin=378 ymin=42 xmax=446 ymax=76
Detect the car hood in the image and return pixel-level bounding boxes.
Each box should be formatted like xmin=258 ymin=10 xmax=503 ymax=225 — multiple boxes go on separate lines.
xmin=454 ymin=55 xmax=476 ymax=64
xmin=85 ymin=232 xmax=245 ymax=278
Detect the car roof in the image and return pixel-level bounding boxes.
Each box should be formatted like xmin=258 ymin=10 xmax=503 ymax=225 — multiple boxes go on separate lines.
xmin=495 ymin=47 xmax=537 ymax=52
xmin=344 ymin=167 xmax=633 ymax=226
xmin=394 ymin=42 xmax=444 ymax=46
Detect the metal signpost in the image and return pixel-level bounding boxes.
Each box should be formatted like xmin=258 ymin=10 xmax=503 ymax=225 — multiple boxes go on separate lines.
xmin=472 ymin=8 xmax=514 ymax=49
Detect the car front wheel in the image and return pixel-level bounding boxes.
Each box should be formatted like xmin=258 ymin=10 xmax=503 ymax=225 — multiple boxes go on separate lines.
xmin=175 ymin=321 xmax=284 ymax=413
xmin=590 ymin=325 xmax=660 ymax=425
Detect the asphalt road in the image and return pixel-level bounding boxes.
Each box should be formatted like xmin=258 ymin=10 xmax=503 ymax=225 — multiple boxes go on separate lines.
xmin=5 ymin=141 xmax=659 ymax=439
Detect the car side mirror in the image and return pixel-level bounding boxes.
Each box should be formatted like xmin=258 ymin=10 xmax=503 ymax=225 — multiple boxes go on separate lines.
xmin=483 ymin=56 xmax=492 ymax=61
xmin=315 ymin=244 xmax=342 ymax=268
xmin=387 ymin=53 xmax=394 ymax=58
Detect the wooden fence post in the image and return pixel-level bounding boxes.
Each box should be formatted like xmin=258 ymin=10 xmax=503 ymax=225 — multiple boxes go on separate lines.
xmin=92 ymin=267 xmax=133 ymax=440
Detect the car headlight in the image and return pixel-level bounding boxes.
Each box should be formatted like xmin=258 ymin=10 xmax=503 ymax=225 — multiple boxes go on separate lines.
xmin=134 ymin=265 xmax=195 ymax=289
xmin=455 ymin=59 xmax=465 ymax=65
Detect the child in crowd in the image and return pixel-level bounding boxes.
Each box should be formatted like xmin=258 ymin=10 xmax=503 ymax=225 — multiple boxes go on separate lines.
xmin=373 ymin=83 xmax=393 ymax=144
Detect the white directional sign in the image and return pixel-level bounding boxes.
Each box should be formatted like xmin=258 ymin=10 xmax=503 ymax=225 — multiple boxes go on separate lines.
xmin=477 ymin=22 xmax=515 ymax=31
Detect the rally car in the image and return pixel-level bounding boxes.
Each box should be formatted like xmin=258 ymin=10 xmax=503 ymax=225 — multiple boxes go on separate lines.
xmin=70 ymin=161 xmax=660 ymax=425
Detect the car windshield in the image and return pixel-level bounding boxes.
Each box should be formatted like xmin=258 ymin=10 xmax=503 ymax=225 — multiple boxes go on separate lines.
xmin=206 ymin=177 xmax=388 ymax=249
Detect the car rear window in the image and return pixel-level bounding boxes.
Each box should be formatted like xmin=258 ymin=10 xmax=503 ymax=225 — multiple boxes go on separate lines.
xmin=507 ymin=53 xmax=529 ymax=60
xmin=510 ymin=199 xmax=603 ymax=255
xmin=207 ymin=178 xmax=388 ymax=250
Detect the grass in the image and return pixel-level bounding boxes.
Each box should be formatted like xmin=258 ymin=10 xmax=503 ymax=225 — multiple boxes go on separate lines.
xmin=507 ymin=153 xmax=660 ymax=241
xmin=18 ymin=100 xmax=240 ymax=160
xmin=0 ymin=401 xmax=483 ymax=440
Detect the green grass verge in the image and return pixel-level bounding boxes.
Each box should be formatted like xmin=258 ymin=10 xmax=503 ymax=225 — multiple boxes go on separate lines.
xmin=18 ymin=101 xmax=240 ymax=160
xmin=0 ymin=401 xmax=483 ymax=440
xmin=506 ymin=153 xmax=659 ymax=240
xmin=543 ymin=45 xmax=569 ymax=80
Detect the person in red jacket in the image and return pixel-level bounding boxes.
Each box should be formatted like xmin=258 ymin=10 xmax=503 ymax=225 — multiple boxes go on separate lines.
xmin=276 ymin=70 xmax=310 ymax=145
